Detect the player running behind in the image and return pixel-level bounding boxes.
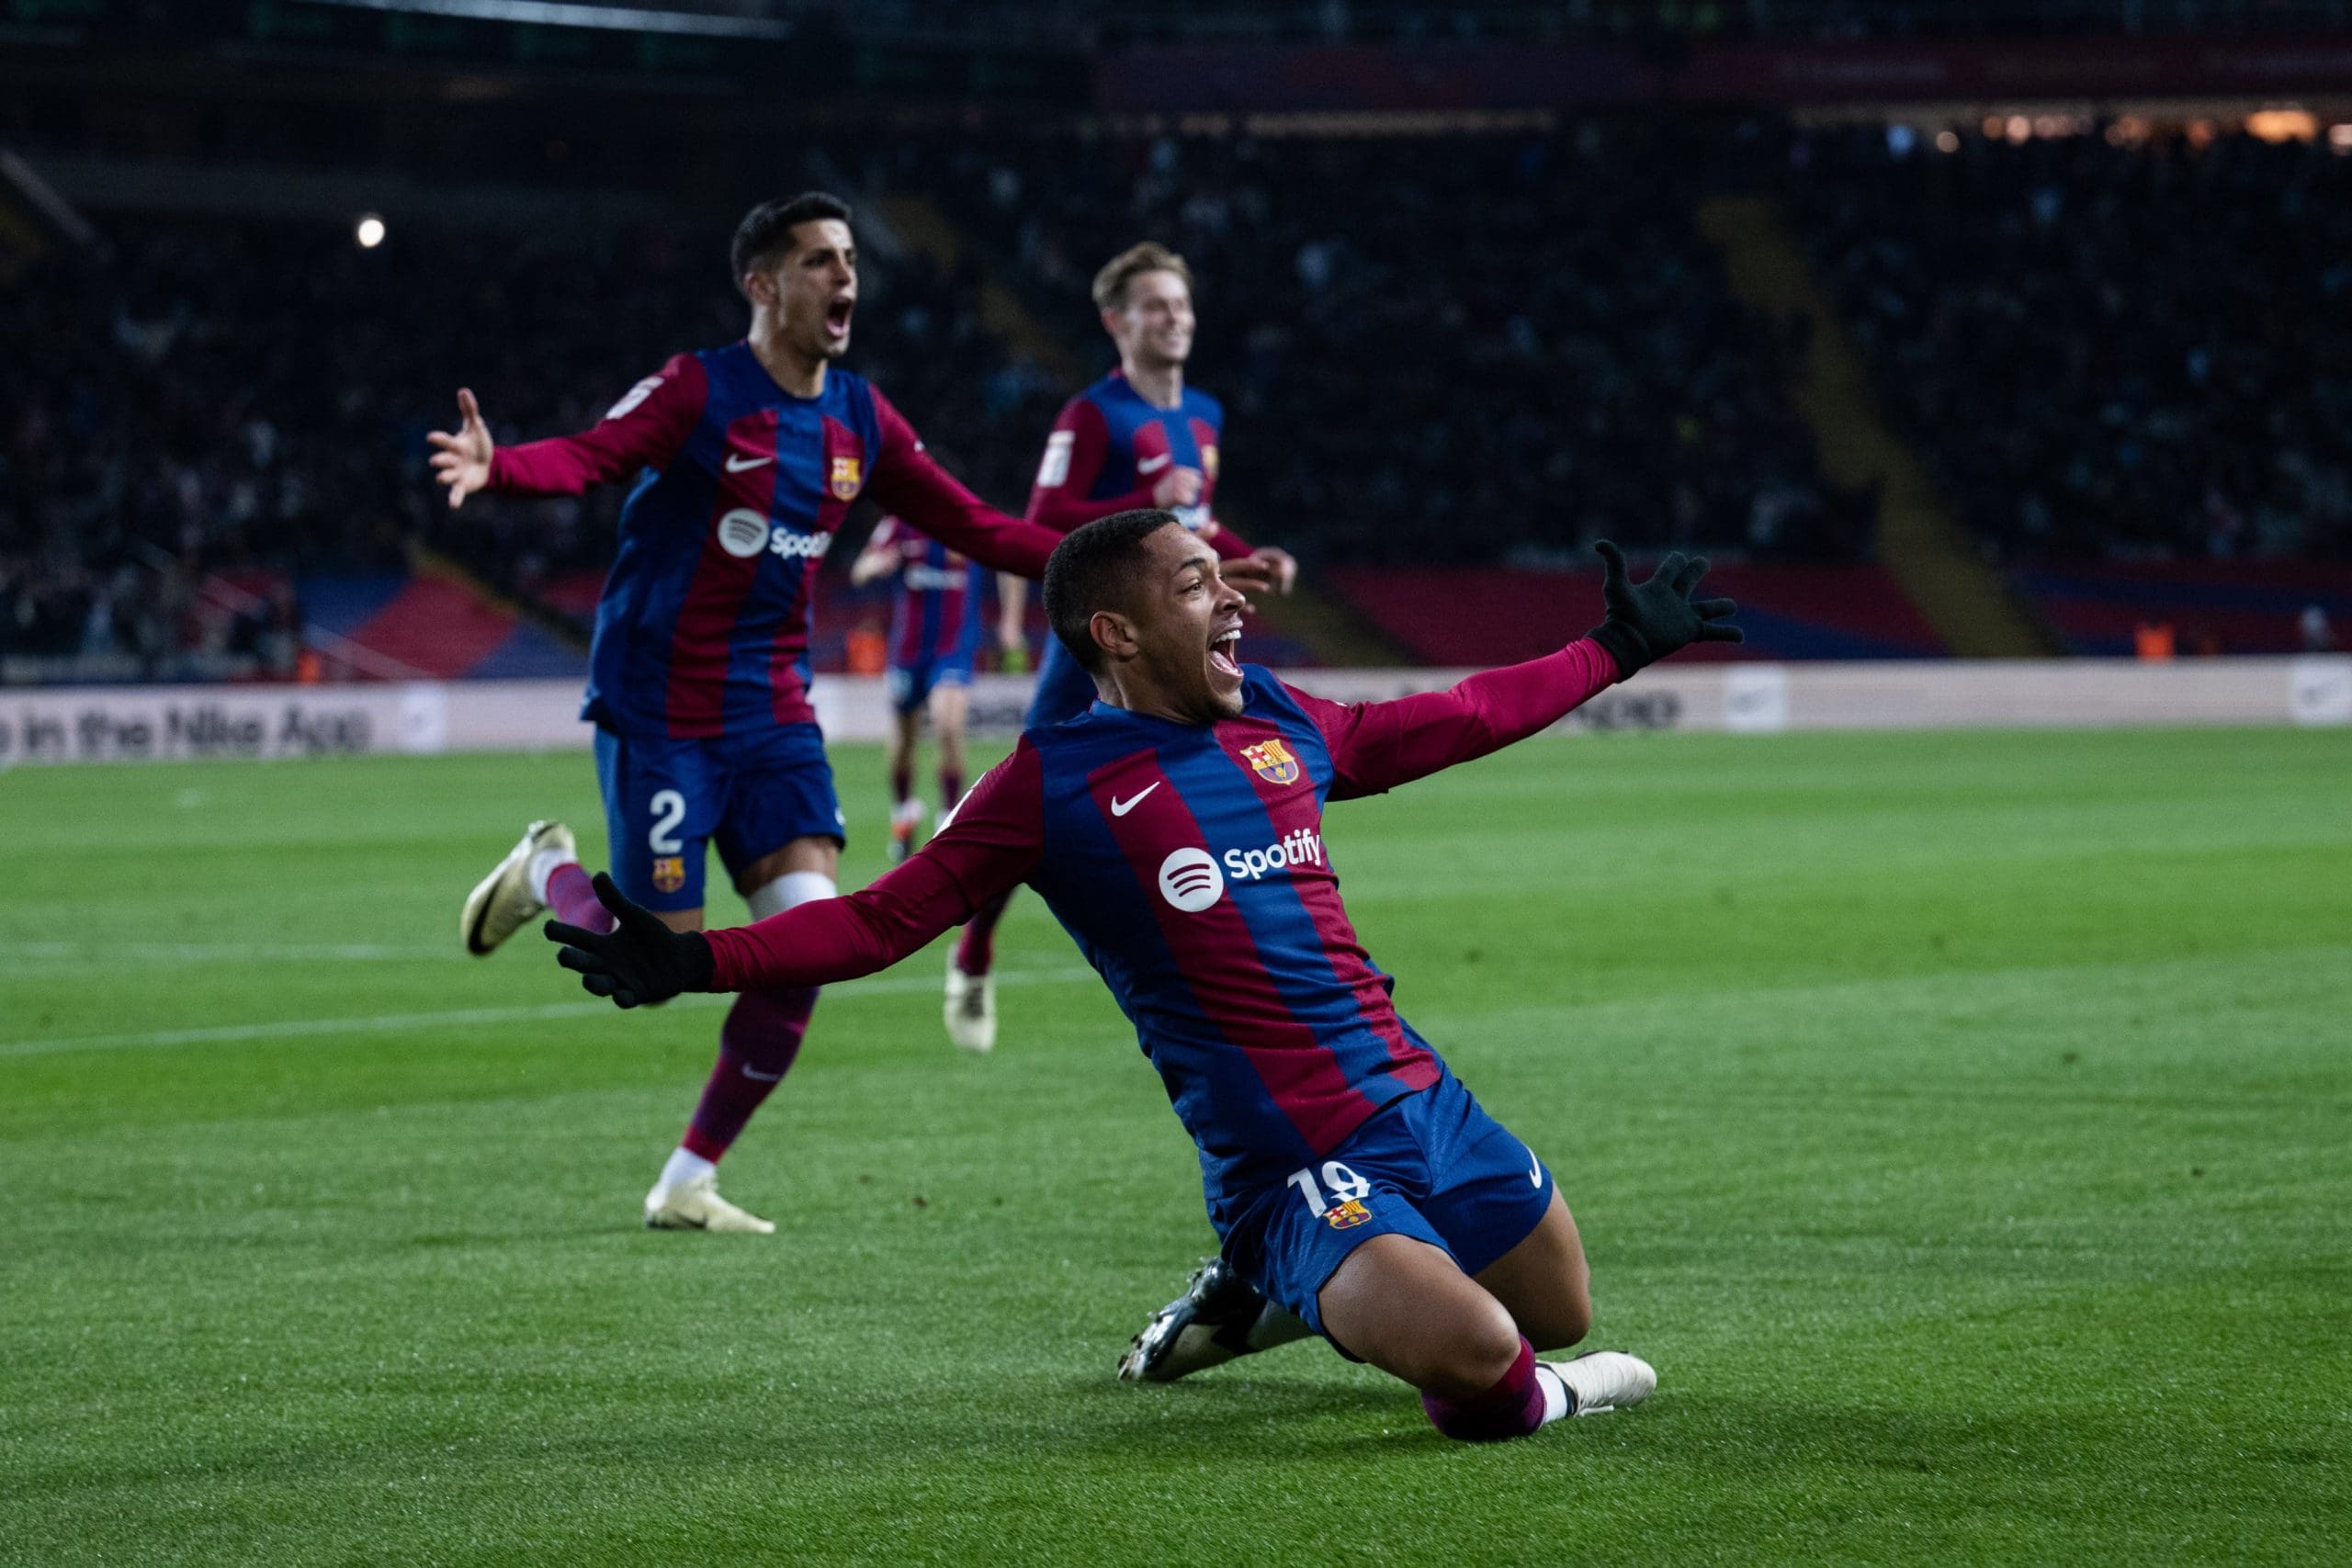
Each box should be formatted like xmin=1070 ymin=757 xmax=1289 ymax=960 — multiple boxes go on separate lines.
xmin=432 ymin=194 xmax=1076 ymax=1235
xmin=949 ymin=243 xmax=1298 ymax=1051
xmin=848 ymin=515 xmax=997 ymax=871
xmin=544 ymin=510 xmax=1742 ymax=1440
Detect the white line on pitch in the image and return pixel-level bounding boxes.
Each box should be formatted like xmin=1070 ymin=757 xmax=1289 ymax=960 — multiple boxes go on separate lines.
xmin=0 ymin=941 xmax=450 ymax=965
xmin=0 ymin=965 xmax=1099 ymax=1059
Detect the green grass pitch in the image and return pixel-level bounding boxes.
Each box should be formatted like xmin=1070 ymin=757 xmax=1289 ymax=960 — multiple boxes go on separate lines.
xmin=2 ymin=726 xmax=2347 ymax=1565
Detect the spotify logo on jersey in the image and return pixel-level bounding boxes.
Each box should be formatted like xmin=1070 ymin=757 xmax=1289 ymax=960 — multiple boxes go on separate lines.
xmin=716 ymin=509 xmax=770 ymax=558
xmin=1157 ymin=847 xmax=1226 ymax=913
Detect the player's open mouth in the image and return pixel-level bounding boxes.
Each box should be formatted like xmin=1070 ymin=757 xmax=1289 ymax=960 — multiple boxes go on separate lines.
xmin=1209 ymin=627 xmax=1241 ymax=680
xmin=825 ymin=298 xmax=854 ymax=338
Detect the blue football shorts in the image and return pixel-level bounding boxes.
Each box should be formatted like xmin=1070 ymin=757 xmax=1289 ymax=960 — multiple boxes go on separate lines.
xmin=593 ymin=722 xmax=844 ymax=913
xmin=1217 ymin=1072 xmax=1556 ymax=1348
xmin=886 ymin=652 xmax=975 ymax=716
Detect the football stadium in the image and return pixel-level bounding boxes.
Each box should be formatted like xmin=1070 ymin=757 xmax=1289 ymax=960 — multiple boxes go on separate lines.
xmin=3 ymin=3 xmax=2348 ymax=1562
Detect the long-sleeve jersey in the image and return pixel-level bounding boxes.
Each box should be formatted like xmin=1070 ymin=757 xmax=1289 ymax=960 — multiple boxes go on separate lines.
xmin=485 ymin=342 xmax=1061 ymax=739
xmin=865 ymin=514 xmax=984 ymax=669
xmin=1025 ymin=370 xmax=1252 ymax=560
xmin=703 ymin=641 xmax=1622 ymax=1213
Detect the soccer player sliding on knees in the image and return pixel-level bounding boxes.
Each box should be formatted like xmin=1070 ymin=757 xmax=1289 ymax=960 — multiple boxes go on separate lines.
xmin=548 ymin=513 xmax=1738 ymax=1442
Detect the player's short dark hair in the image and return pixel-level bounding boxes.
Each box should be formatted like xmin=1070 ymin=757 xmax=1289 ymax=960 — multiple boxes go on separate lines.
xmin=1045 ymin=509 xmax=1182 ymax=675
xmin=1092 ymin=242 xmax=1193 ymax=311
xmin=731 ymin=192 xmax=852 ymax=288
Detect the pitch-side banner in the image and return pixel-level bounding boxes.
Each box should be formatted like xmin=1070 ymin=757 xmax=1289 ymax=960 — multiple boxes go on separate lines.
xmin=1 ymin=659 xmax=2345 ymax=764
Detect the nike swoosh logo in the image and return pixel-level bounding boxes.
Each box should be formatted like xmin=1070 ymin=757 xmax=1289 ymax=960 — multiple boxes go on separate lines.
xmin=740 ymin=1065 xmax=784 ymax=1081
xmin=1136 ymin=454 xmax=1172 ymax=475
xmin=725 ymin=453 xmax=774 ymax=472
xmin=1526 ymin=1145 xmax=1543 ymax=1189
xmin=1110 ymin=783 xmax=1159 ymax=817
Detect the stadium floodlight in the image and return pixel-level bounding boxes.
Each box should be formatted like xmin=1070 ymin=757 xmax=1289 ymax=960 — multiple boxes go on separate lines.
xmin=356 ymin=214 xmax=388 ymax=249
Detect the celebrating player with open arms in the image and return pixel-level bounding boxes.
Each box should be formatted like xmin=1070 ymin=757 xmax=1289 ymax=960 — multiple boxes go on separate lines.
xmin=948 ymin=243 xmax=1299 ymax=1050
xmin=547 ymin=510 xmax=1741 ymax=1440
xmin=431 ymin=193 xmax=1113 ymax=1235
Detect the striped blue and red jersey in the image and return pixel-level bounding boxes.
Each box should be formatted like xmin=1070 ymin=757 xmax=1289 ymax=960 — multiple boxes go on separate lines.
xmin=484 ymin=342 xmax=1057 ymax=739
xmin=1027 ymin=370 xmax=1253 ymax=560
xmin=866 ymin=514 xmax=985 ymax=670
xmin=704 ymin=643 xmax=1622 ymax=1209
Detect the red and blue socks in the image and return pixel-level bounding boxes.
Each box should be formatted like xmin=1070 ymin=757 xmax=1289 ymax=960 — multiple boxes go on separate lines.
xmin=1420 ymin=1338 xmax=1570 ymax=1442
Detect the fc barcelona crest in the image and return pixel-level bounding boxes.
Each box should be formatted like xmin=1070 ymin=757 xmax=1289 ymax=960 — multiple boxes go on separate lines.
xmin=1325 ymin=1199 xmax=1373 ymax=1230
xmin=1240 ymin=739 xmax=1300 ymax=785
xmin=650 ymin=856 xmax=686 ymax=894
xmin=829 ymin=456 xmax=864 ymax=501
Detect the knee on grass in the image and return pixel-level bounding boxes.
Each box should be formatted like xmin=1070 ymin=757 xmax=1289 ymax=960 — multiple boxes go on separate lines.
xmin=1419 ymin=1337 xmax=1546 ymax=1443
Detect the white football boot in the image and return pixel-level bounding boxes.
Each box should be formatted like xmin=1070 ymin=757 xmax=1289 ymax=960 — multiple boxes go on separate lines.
xmin=642 ymin=1169 xmax=775 ymax=1235
xmin=943 ymin=948 xmax=997 ymax=1054
xmin=461 ymin=819 xmax=573 ymax=956
xmin=1545 ymin=1350 xmax=1657 ymax=1416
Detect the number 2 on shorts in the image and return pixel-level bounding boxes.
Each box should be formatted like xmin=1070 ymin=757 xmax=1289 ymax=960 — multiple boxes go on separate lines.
xmin=648 ymin=789 xmax=686 ymax=854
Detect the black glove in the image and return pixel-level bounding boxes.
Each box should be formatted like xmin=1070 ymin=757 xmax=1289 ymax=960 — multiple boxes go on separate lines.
xmin=545 ymin=871 xmax=715 ymax=1009
xmin=1585 ymin=540 xmax=1744 ymax=678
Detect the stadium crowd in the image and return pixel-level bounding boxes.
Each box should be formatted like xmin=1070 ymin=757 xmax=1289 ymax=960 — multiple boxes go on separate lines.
xmin=16 ymin=113 xmax=2352 ymax=679
xmin=6 ymin=123 xmax=1860 ymax=675
xmin=0 ymin=214 xmax=1060 ymax=671
xmin=911 ymin=124 xmax=1865 ymax=565
xmin=1795 ymin=124 xmax=2352 ymax=562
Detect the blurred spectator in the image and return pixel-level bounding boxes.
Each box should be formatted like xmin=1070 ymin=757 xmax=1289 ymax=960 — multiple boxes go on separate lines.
xmin=1794 ymin=124 xmax=2352 ymax=565
xmin=913 ymin=123 xmax=1859 ymax=565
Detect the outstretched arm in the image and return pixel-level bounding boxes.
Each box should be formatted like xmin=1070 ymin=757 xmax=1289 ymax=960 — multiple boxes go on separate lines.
xmin=549 ymin=742 xmax=1045 ymax=1004
xmin=1293 ymin=543 xmax=1741 ymax=799
xmin=867 ymin=389 xmax=1065 ymax=580
xmin=1289 ymin=643 xmax=1620 ymax=801
xmin=430 ymin=355 xmax=707 ymax=506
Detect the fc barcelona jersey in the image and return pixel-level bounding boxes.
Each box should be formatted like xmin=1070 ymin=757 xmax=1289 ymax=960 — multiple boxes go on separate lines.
xmin=482 ymin=342 xmax=1057 ymax=740
xmin=701 ymin=645 xmax=1623 ymax=1209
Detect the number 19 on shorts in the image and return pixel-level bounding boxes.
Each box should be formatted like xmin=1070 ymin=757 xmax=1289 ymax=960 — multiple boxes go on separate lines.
xmin=1285 ymin=1161 xmax=1370 ymax=1218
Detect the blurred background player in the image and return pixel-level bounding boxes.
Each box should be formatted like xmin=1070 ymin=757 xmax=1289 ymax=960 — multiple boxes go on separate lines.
xmin=947 ymin=243 xmax=1299 ymax=1050
xmin=848 ymin=513 xmax=989 ymax=869
xmin=546 ymin=510 xmax=1742 ymax=1440
xmin=438 ymin=193 xmax=1062 ymax=1234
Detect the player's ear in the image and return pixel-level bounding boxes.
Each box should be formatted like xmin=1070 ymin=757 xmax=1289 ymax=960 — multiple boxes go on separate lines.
xmin=1090 ymin=609 xmax=1140 ymax=665
xmin=742 ymin=269 xmax=776 ymax=308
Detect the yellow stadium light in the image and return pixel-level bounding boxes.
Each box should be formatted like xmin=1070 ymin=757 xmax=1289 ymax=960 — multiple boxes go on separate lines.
xmin=2246 ymin=108 xmax=2319 ymax=143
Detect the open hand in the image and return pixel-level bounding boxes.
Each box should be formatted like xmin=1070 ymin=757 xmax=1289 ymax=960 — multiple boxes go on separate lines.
xmin=545 ymin=872 xmax=714 ymax=1009
xmin=426 ymin=389 xmax=494 ymax=510
xmin=1585 ymin=540 xmax=1743 ymax=677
